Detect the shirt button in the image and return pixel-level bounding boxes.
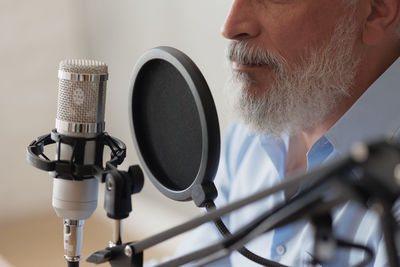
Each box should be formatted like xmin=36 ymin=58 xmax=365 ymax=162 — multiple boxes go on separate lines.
xmin=276 ymin=245 xmax=286 ymax=256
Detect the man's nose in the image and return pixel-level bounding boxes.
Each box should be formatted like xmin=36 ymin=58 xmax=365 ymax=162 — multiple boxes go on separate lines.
xmin=221 ymin=0 xmax=261 ymax=40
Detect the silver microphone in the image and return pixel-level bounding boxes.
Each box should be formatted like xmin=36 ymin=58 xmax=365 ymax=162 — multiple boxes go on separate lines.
xmin=52 ymin=59 xmax=108 ymax=264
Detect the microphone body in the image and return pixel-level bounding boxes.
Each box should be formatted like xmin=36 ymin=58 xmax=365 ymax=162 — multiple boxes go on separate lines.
xmin=52 ymin=59 xmax=108 ymax=263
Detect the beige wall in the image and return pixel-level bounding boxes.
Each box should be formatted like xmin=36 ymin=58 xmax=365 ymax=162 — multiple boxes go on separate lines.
xmin=0 ymin=0 xmax=88 ymax=220
xmin=0 ymin=0 xmax=233 ymax=262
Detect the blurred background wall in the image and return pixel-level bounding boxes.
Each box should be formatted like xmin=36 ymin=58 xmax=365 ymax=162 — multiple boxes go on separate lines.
xmin=0 ymin=0 xmax=233 ymax=266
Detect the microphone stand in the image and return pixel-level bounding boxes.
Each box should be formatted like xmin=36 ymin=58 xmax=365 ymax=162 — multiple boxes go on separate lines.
xmin=87 ymin=158 xmax=351 ymax=266
xmin=88 ymin=141 xmax=400 ymax=267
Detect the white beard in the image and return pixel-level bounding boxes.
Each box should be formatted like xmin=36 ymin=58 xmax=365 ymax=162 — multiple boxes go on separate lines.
xmin=227 ymin=13 xmax=361 ymax=137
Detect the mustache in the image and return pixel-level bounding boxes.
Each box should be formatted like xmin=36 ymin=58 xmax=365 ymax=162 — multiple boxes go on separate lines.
xmin=227 ymin=41 xmax=286 ymax=73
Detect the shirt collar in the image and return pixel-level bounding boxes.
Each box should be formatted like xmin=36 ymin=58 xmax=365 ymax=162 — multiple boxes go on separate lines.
xmin=325 ymin=57 xmax=400 ymax=156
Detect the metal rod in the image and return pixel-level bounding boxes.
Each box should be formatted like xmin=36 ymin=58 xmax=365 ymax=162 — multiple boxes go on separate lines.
xmin=113 ymin=219 xmax=122 ymax=246
xmin=130 ymin=159 xmax=350 ymax=253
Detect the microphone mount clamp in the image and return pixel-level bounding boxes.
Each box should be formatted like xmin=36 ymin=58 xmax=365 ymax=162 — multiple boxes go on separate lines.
xmin=27 ymin=130 xmax=145 ymax=264
xmin=27 ymin=129 xmax=129 ymax=181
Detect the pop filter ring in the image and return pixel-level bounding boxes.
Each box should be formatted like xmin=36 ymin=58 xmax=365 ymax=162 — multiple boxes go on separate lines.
xmin=129 ymin=46 xmax=220 ymax=207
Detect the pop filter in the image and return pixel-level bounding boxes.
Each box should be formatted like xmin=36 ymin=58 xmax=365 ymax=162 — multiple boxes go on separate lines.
xmin=129 ymin=47 xmax=220 ymax=207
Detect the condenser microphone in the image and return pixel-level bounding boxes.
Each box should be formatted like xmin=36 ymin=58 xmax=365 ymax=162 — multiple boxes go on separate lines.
xmin=53 ymin=59 xmax=108 ymax=265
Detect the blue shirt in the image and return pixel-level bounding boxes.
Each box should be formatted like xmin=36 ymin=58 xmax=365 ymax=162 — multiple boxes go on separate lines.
xmin=174 ymin=57 xmax=400 ymax=267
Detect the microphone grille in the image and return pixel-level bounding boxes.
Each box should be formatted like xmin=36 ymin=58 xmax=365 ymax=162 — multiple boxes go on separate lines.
xmin=59 ymin=59 xmax=108 ymax=74
xmin=56 ymin=59 xmax=108 ymax=136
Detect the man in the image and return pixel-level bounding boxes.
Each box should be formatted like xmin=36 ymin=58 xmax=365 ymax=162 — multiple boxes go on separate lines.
xmin=176 ymin=0 xmax=400 ymax=266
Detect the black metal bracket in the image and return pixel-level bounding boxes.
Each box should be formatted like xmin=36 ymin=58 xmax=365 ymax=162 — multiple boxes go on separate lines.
xmin=87 ymin=244 xmax=143 ymax=267
xmin=26 ymin=130 xmax=127 ymax=181
xmin=311 ymin=213 xmax=336 ymax=264
xmin=104 ymin=165 xmax=144 ymax=220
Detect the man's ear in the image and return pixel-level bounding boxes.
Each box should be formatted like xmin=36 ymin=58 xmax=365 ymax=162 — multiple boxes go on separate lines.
xmin=362 ymin=0 xmax=400 ymax=45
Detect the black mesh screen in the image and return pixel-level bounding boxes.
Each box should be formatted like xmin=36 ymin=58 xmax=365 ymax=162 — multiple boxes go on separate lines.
xmin=132 ymin=59 xmax=202 ymax=191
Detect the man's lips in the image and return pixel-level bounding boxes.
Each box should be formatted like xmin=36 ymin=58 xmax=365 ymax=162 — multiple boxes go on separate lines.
xmin=232 ymin=61 xmax=266 ymax=72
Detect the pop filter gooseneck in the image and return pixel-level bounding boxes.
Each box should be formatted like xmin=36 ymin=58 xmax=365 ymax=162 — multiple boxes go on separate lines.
xmin=129 ymin=47 xmax=286 ymax=267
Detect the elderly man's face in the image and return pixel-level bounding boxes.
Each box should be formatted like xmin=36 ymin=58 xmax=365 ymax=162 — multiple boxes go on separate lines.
xmin=222 ymin=0 xmax=362 ymax=136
